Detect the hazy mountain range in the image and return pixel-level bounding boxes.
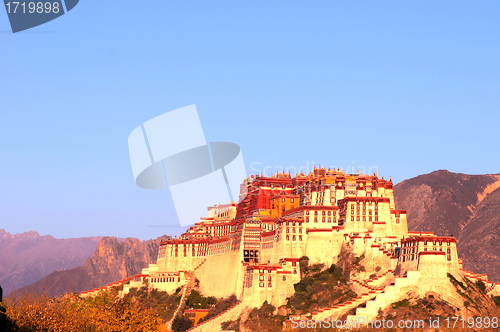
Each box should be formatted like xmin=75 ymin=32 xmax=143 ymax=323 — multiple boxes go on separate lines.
xmin=15 ymin=235 xmax=171 ymax=297
xmin=0 ymin=230 xmax=102 ymax=296
xmin=4 ymin=169 xmax=500 ymax=298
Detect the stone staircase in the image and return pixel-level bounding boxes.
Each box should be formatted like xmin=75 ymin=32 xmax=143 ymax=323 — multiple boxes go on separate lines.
xmin=166 ymin=272 xmax=196 ymax=331
xmin=346 ymin=270 xmax=421 ymax=324
xmin=309 ymin=270 xmax=396 ymax=321
xmin=311 ymin=291 xmax=380 ymax=321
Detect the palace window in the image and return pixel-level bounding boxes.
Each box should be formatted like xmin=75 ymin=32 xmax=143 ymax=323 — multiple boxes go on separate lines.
xmin=299 ymin=228 xmax=302 ymax=233
xmin=286 ymin=235 xmax=289 ymax=241
xmin=283 ymin=276 xmax=287 ymax=281
xmin=447 ymin=248 xmax=451 ymax=253
xmin=293 ymin=269 xmax=297 ymax=274
xmin=357 ymin=216 xmax=360 ymax=221
xmin=315 ymin=211 xmax=318 ymax=215
xmin=268 ymin=275 xmax=272 ymax=281
xmin=259 ymin=275 xmax=264 ymax=281
xmin=314 ymin=217 xmax=318 ymax=223
xmin=447 ymin=254 xmax=451 ymax=261
xmin=447 ymin=241 xmax=451 ymax=246
xmin=291 ymin=198 xmax=294 ymax=203
xmin=292 ymin=236 xmax=296 ymax=241
xmin=299 ymin=235 xmax=302 ymax=241
xmin=328 ymin=211 xmax=331 ymax=216
xmin=282 ymin=198 xmax=285 ymax=203
xmin=369 ymin=216 xmax=372 ymax=222
xmin=286 ymin=228 xmax=289 ymax=233
xmin=363 ymin=217 xmax=366 ymax=221
xmin=306 ymin=210 xmax=309 ymax=215
xmin=424 ymin=247 xmax=427 ymax=251
xmin=396 ymin=218 xmax=400 ymax=224
xmin=322 ymin=217 xmax=326 ymax=223
xmin=268 ymin=282 xmax=272 ymax=288
xmin=328 ymin=217 xmax=331 ymax=223
xmin=259 ymin=282 xmax=264 ymax=287
xmin=351 ymin=216 xmax=355 ymax=221
xmin=292 ymin=261 xmax=297 ymax=266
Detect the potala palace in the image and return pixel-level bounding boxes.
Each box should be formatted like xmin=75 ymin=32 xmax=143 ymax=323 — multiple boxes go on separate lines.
xmin=82 ymin=167 xmax=500 ymax=330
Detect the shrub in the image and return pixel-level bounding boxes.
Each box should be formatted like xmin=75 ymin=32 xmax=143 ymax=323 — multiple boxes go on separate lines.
xmin=375 ymin=266 xmax=381 ymax=272
xmin=475 ymin=280 xmax=486 ymax=293
xmin=448 ymin=273 xmax=467 ymax=291
xmin=203 ymin=294 xmax=238 ymax=320
xmin=492 ymin=296 xmax=500 ymax=306
xmin=308 ymin=263 xmax=324 ymax=273
xmin=172 ymin=315 xmax=193 ymax=332
xmin=6 ymin=290 xmax=163 ymax=332
xmin=392 ymin=299 xmax=410 ymax=309
xmin=241 ymin=301 xmax=283 ymax=332
xmin=0 ymin=302 xmax=18 ymax=332
xmin=369 ymin=273 xmax=377 ymax=279
xmin=185 ymin=289 xmax=217 ymax=309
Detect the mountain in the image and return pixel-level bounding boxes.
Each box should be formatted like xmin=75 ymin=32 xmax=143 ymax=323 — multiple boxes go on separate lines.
xmin=16 ymin=235 xmax=171 ymax=298
xmin=393 ymin=169 xmax=500 ymax=281
xmin=0 ymin=229 xmax=102 ymax=296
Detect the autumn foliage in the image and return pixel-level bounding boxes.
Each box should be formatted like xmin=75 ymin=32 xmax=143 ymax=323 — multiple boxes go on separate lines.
xmin=4 ymin=289 xmax=166 ymax=332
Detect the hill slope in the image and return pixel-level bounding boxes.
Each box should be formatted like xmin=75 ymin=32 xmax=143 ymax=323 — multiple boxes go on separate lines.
xmin=393 ymin=170 xmax=500 ymax=281
xmin=16 ymin=235 xmax=171 ymax=297
xmin=0 ymin=229 xmax=102 ymax=296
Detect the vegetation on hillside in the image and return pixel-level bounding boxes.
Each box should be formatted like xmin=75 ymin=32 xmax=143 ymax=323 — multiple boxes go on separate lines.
xmin=222 ymin=300 xmax=283 ymax=332
xmin=287 ymin=260 xmax=356 ymax=315
xmin=124 ymin=285 xmax=181 ymax=321
xmin=3 ymin=288 xmax=166 ymax=332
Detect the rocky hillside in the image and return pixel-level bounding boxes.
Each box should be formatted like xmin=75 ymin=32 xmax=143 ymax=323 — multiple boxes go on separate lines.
xmin=15 ymin=235 xmax=171 ymax=298
xmin=0 ymin=229 xmax=102 ymax=296
xmin=394 ymin=170 xmax=500 ymax=281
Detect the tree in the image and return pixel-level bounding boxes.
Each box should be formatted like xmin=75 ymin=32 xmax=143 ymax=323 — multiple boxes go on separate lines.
xmin=172 ymin=315 xmax=193 ymax=332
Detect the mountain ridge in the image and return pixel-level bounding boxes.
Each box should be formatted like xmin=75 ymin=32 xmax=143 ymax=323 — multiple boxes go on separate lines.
xmin=0 ymin=229 xmax=102 ymax=296
xmin=15 ymin=235 xmax=172 ymax=297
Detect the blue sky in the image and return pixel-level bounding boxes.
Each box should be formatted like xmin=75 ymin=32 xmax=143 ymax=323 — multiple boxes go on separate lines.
xmin=1 ymin=1 xmax=499 ymax=240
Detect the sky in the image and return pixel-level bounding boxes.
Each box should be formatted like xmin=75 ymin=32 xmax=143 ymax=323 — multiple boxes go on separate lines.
xmin=1 ymin=1 xmax=499 ymax=240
